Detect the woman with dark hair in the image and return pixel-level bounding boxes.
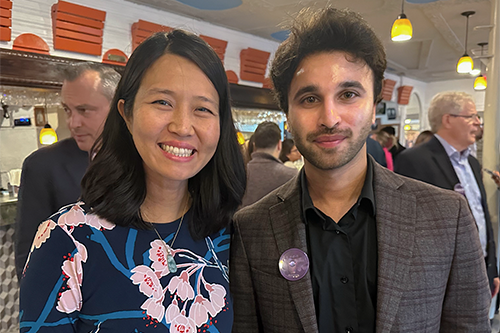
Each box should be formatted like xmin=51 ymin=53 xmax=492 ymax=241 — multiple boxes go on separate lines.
xmin=20 ymin=30 xmax=246 ymax=332
xmin=279 ymin=138 xmax=302 ymax=169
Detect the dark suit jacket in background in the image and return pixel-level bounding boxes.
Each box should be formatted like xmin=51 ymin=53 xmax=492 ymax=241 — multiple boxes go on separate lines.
xmin=15 ymin=138 xmax=88 ymax=280
xmin=241 ymin=152 xmax=297 ymax=208
xmin=395 ymin=135 xmax=498 ymax=289
xmin=231 ymin=159 xmax=491 ymax=332
xmin=366 ymin=137 xmax=387 ymax=167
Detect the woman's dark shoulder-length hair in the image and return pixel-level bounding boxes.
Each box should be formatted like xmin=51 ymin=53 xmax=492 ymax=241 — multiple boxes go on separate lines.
xmin=81 ymin=30 xmax=246 ymax=239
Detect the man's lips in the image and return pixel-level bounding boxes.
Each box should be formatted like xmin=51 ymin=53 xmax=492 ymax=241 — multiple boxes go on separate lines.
xmin=314 ymin=134 xmax=346 ymax=143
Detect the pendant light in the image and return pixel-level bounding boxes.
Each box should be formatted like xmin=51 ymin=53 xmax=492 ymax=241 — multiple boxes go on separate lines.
xmin=391 ymin=0 xmax=412 ymax=42
xmin=474 ymin=42 xmax=487 ymax=90
xmin=39 ymin=124 xmax=58 ymax=145
xmin=456 ymin=11 xmax=475 ymax=73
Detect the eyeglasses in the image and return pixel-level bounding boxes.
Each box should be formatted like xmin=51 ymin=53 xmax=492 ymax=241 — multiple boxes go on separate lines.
xmin=448 ymin=113 xmax=481 ymax=122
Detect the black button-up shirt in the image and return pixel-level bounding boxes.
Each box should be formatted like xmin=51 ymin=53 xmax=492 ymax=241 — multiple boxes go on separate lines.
xmin=301 ymin=156 xmax=378 ymax=333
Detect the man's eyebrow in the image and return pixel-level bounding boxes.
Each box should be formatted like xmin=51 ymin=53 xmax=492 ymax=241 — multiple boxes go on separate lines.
xmin=339 ymin=80 xmax=366 ymax=92
xmin=60 ymin=102 xmax=98 ymax=110
xmin=292 ymin=85 xmax=319 ymax=101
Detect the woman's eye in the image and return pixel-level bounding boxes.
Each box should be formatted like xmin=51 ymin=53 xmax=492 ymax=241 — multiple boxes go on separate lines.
xmin=152 ymin=100 xmax=171 ymax=106
xmin=197 ymin=107 xmax=214 ymax=115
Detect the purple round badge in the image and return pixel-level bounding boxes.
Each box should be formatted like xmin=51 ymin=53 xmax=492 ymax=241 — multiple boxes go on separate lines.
xmin=279 ymin=248 xmax=309 ymax=281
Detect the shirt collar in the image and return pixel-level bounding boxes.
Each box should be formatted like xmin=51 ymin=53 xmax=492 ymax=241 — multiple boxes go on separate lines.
xmin=300 ymin=155 xmax=376 ymax=224
xmin=434 ymin=134 xmax=470 ymax=163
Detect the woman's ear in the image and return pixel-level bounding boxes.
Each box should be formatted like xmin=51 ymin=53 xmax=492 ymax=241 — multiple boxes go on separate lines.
xmin=117 ymin=99 xmax=131 ymax=131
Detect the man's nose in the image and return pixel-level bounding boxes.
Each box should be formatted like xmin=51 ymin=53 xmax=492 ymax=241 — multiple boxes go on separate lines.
xmin=319 ymin=100 xmax=341 ymax=129
xmin=68 ymin=112 xmax=83 ymax=129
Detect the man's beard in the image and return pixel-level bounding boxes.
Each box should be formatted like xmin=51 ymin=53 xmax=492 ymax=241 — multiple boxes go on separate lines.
xmin=293 ymin=121 xmax=372 ymax=170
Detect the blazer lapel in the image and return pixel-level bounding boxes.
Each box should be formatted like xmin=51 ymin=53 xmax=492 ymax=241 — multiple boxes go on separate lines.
xmin=373 ymin=164 xmax=416 ymax=332
xmin=269 ymin=177 xmax=319 ymax=333
xmin=428 ymin=137 xmax=459 ymax=189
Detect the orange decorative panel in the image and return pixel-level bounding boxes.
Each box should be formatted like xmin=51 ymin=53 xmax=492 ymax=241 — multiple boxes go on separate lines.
xmin=397 ymin=85 xmax=413 ymax=105
xmin=381 ymin=79 xmax=396 ymax=101
xmin=51 ymin=0 xmax=106 ymax=56
xmin=13 ymin=33 xmax=50 ymax=54
xmin=200 ymin=35 xmax=228 ymax=62
xmin=240 ymin=48 xmax=270 ymax=83
xmin=262 ymin=77 xmax=272 ymax=89
xmin=226 ymin=70 xmax=238 ymax=84
xmin=102 ymin=49 xmax=128 ymax=66
xmin=131 ymin=19 xmax=172 ymax=50
xmin=0 ymin=0 xmax=12 ymax=41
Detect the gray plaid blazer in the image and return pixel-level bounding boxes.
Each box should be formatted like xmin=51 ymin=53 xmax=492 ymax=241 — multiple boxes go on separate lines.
xmin=230 ymin=160 xmax=491 ymax=332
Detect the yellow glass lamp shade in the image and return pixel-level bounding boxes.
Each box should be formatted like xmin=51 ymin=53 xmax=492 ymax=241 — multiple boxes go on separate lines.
xmin=391 ymin=15 xmax=412 ymax=42
xmin=404 ymin=124 xmax=412 ymax=131
xmin=457 ymin=55 xmax=473 ymax=73
xmin=39 ymin=124 xmax=58 ymax=145
xmin=236 ymin=131 xmax=245 ymax=145
xmin=474 ymin=75 xmax=487 ymax=90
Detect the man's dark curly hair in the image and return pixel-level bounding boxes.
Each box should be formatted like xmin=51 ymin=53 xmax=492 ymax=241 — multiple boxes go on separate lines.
xmin=270 ymin=7 xmax=387 ymax=114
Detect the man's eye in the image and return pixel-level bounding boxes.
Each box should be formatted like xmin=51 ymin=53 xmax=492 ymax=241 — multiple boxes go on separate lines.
xmin=341 ymin=91 xmax=357 ymax=99
xmin=302 ymin=96 xmax=318 ymax=104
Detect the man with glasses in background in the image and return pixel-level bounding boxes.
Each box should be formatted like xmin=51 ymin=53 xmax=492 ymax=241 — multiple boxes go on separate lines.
xmin=396 ymin=91 xmax=499 ymax=298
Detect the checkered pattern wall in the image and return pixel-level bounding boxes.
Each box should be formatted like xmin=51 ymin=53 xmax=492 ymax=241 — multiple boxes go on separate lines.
xmin=0 ymin=224 xmax=19 ymax=332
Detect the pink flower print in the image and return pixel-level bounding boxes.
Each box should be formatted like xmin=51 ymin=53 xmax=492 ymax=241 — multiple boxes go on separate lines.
xmin=131 ymin=266 xmax=166 ymax=322
xmin=170 ymin=313 xmax=196 ymax=333
xmin=57 ymin=283 xmax=82 ymax=313
xmin=130 ymin=266 xmax=164 ymax=300
xmin=150 ymin=240 xmax=170 ymax=277
xmin=206 ymin=283 xmax=226 ymax=314
xmin=56 ymin=252 xmax=86 ymax=313
xmin=85 ymin=213 xmax=114 ymax=230
xmin=166 ymin=299 xmax=180 ymax=324
xmin=188 ymin=295 xmax=209 ymax=327
xmin=141 ymin=297 xmax=165 ymax=322
xmin=31 ymin=220 xmax=57 ymax=251
xmin=168 ymin=271 xmax=194 ymax=301
xmin=58 ymin=205 xmax=85 ymax=227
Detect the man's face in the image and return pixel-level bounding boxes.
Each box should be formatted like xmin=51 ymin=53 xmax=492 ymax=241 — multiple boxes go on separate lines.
xmin=286 ymin=51 xmax=376 ymax=170
xmin=61 ymin=71 xmax=111 ymax=152
xmin=447 ymin=100 xmax=481 ymax=150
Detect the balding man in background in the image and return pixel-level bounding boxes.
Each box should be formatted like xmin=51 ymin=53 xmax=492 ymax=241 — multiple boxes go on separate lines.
xmin=15 ymin=62 xmax=121 ymax=280
xmin=395 ymin=91 xmax=499 ymax=298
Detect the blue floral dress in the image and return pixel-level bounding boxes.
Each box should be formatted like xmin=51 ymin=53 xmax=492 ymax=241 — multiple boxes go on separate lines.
xmin=20 ymin=202 xmax=233 ymax=332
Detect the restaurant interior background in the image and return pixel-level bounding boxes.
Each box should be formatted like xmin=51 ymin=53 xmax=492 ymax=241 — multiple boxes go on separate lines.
xmin=0 ymin=0 xmax=498 ymax=331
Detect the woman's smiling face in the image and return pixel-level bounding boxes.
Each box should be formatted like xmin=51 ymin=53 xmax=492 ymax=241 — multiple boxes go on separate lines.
xmin=119 ymin=53 xmax=220 ymax=186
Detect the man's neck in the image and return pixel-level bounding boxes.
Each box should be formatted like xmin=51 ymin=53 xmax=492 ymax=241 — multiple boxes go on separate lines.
xmin=436 ymin=131 xmax=468 ymax=152
xmin=305 ymin=149 xmax=368 ymax=222
xmin=254 ymin=147 xmax=279 ymax=160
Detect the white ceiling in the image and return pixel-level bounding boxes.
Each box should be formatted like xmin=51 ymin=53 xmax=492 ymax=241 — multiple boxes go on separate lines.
xmin=124 ymin=0 xmax=493 ymax=82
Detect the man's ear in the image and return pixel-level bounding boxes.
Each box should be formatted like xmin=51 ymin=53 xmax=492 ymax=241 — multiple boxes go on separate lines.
xmin=441 ymin=114 xmax=452 ymax=130
xmin=117 ymin=99 xmax=131 ymax=131
xmin=371 ymin=103 xmax=377 ymax=124
xmin=277 ymin=140 xmax=282 ymax=152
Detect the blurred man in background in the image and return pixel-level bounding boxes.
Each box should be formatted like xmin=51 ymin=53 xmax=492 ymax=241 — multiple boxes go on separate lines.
xmin=15 ymin=63 xmax=120 ymax=280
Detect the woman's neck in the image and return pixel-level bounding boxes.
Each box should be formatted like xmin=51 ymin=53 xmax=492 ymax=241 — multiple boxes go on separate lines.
xmin=140 ymin=174 xmax=190 ymax=224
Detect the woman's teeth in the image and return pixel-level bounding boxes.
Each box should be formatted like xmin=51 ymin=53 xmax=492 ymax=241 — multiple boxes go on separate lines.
xmin=160 ymin=144 xmax=193 ymax=157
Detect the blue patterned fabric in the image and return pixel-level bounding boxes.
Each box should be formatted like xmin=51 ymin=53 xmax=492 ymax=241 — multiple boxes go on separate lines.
xmin=20 ymin=202 xmax=232 ymax=333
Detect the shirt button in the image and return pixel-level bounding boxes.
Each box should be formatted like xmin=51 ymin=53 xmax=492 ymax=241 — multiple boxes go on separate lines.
xmin=341 ymin=276 xmax=349 ymax=284
xmin=345 ymin=327 xmax=354 ymax=333
xmin=335 ymin=230 xmax=340 ymax=235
